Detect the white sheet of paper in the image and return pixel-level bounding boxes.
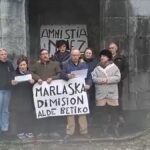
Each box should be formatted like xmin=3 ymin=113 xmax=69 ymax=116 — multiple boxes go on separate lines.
xmin=14 ymin=74 xmax=32 ymax=82
xmin=71 ymin=69 xmax=88 ymax=78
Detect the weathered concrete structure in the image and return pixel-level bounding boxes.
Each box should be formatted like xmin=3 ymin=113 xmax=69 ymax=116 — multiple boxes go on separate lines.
xmin=0 ymin=0 xmax=150 ymax=110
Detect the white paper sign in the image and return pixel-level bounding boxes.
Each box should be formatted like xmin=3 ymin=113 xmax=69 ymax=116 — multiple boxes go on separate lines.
xmin=40 ymin=24 xmax=88 ymax=56
xmin=71 ymin=69 xmax=88 ymax=78
xmin=14 ymin=74 xmax=32 ymax=82
xmin=33 ymin=78 xmax=89 ymax=119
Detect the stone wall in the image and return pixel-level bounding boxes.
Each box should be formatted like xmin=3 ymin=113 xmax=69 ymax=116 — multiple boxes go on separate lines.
xmin=0 ymin=0 xmax=29 ymax=65
xmin=100 ymin=0 xmax=150 ymax=110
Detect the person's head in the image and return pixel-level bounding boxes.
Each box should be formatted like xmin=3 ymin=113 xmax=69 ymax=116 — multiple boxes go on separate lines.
xmin=71 ymin=49 xmax=81 ymax=63
xmin=99 ymin=49 xmax=112 ymax=64
xmin=108 ymin=42 xmax=119 ymax=56
xmin=17 ymin=55 xmax=28 ymax=72
xmin=0 ymin=48 xmax=8 ymax=62
xmin=56 ymin=40 xmax=68 ymax=53
xmin=83 ymin=47 xmax=94 ymax=59
xmin=39 ymin=49 xmax=49 ymax=63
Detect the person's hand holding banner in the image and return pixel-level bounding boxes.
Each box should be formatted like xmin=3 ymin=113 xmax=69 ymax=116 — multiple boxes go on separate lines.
xmin=67 ymin=73 xmax=76 ymax=79
xmin=46 ymin=78 xmax=53 ymax=84
xmin=37 ymin=79 xmax=43 ymax=85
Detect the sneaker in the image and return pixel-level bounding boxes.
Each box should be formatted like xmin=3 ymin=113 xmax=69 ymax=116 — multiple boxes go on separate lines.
xmin=25 ymin=133 xmax=34 ymax=139
xmin=17 ymin=133 xmax=26 ymax=140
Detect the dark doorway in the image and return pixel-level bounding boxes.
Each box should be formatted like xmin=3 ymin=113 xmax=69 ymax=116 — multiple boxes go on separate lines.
xmin=29 ymin=0 xmax=100 ymax=60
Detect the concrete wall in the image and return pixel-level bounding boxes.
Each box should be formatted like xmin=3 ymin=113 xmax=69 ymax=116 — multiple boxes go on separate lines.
xmin=100 ymin=0 xmax=150 ymax=110
xmin=0 ymin=0 xmax=29 ymax=65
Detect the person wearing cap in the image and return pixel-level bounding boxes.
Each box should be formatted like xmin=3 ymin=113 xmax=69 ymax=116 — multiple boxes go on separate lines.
xmin=92 ymin=49 xmax=121 ymax=136
xmin=30 ymin=49 xmax=62 ymax=137
xmin=0 ymin=48 xmax=14 ymax=138
xmin=52 ymin=40 xmax=70 ymax=68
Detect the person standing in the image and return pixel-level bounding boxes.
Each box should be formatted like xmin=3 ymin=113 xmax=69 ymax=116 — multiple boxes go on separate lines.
xmin=52 ymin=40 xmax=70 ymax=68
xmin=108 ymin=42 xmax=128 ymax=124
xmin=10 ymin=55 xmax=35 ymax=140
xmin=92 ymin=49 xmax=121 ymax=136
xmin=0 ymin=48 xmax=14 ymax=138
xmin=82 ymin=48 xmax=98 ymax=123
xmin=30 ymin=49 xmax=62 ymax=138
xmin=62 ymin=49 xmax=91 ymax=140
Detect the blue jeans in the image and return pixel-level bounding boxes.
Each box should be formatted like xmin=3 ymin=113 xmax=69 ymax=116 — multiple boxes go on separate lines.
xmin=0 ymin=90 xmax=11 ymax=132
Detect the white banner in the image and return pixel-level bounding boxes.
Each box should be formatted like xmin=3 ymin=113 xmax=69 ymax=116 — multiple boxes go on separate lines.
xmin=40 ymin=24 xmax=88 ymax=56
xmin=33 ymin=78 xmax=89 ymax=119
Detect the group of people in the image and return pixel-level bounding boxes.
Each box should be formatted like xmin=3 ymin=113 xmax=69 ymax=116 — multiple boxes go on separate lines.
xmin=0 ymin=40 xmax=128 ymax=140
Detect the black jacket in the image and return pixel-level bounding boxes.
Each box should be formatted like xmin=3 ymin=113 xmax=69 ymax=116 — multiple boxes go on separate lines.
xmin=112 ymin=54 xmax=128 ymax=80
xmin=0 ymin=60 xmax=14 ymax=90
xmin=52 ymin=50 xmax=70 ymax=66
xmin=10 ymin=68 xmax=34 ymax=112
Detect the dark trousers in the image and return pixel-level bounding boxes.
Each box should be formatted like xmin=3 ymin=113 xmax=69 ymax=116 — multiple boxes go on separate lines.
xmin=10 ymin=111 xmax=36 ymax=134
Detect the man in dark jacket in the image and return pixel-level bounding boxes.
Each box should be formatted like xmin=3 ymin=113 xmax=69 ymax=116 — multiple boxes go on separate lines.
xmin=0 ymin=48 xmax=14 ymax=136
xmin=62 ymin=49 xmax=91 ymax=140
xmin=108 ymin=42 xmax=128 ymax=125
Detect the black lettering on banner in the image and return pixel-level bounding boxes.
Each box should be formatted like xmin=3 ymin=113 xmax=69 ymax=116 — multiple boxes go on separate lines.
xmin=70 ymin=97 xmax=76 ymax=105
xmin=37 ymin=100 xmax=44 ymax=108
xmin=38 ymin=110 xmax=46 ymax=118
xmin=60 ymin=106 xmax=87 ymax=115
xmin=49 ymin=99 xmax=58 ymax=107
xmin=48 ymin=40 xmax=57 ymax=53
xmin=70 ymin=40 xmax=75 ymax=49
xmin=78 ymin=40 xmax=86 ymax=50
xmin=64 ymin=29 xmax=70 ymax=39
xmin=46 ymin=108 xmax=56 ymax=116
xmin=62 ymin=85 xmax=67 ymax=94
xmin=80 ymin=28 xmax=87 ymax=37
xmin=74 ymin=83 xmax=81 ymax=94
xmin=60 ymin=107 xmax=65 ymax=114
xmin=49 ymin=86 xmax=56 ymax=95
xmin=43 ymin=88 xmax=49 ymax=96
xmin=41 ymin=29 xmax=49 ymax=38
xmin=55 ymin=30 xmax=60 ymax=38
xmin=56 ymin=85 xmax=62 ymax=95
xmin=68 ymin=83 xmax=74 ymax=95
xmin=81 ymin=83 xmax=86 ymax=92
xmin=38 ymin=110 xmax=43 ymax=118
xmin=70 ymin=29 xmax=76 ymax=38
xmin=78 ymin=107 xmax=82 ymax=113
xmin=36 ymin=87 xmax=42 ymax=97
xmin=61 ymin=97 xmax=67 ymax=106
xmin=83 ymin=107 xmax=88 ymax=113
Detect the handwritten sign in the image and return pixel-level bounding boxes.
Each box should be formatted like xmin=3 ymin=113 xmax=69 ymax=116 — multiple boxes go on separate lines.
xmin=33 ymin=78 xmax=89 ymax=119
xmin=40 ymin=25 xmax=88 ymax=56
